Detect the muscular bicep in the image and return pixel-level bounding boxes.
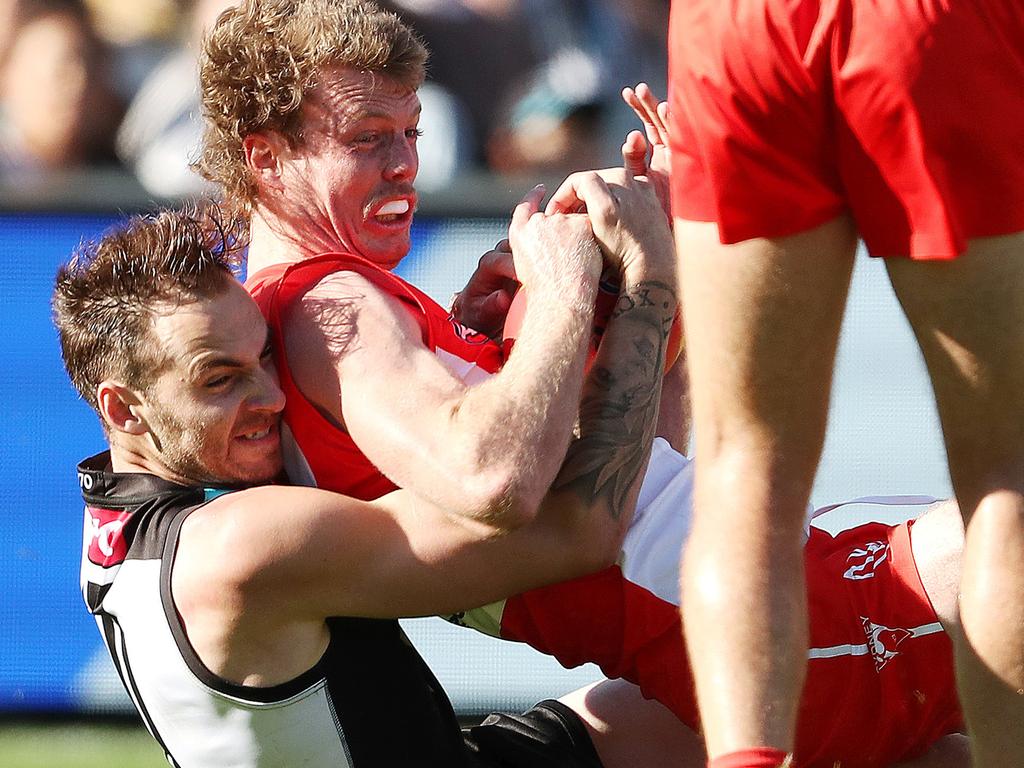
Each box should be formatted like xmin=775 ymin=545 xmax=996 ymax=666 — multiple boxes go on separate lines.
xmin=282 ymin=272 xmax=486 ymax=497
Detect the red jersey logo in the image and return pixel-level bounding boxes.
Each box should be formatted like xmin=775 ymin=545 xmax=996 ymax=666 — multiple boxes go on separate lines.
xmin=862 ymin=618 xmax=913 ymax=671
xmin=843 ymin=540 xmax=889 ymax=581
xmin=86 ymin=507 xmax=132 ymax=567
xmin=447 ymin=315 xmax=493 ymax=345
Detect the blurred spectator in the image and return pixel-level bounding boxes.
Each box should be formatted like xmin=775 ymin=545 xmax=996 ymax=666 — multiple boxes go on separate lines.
xmin=83 ymin=0 xmax=179 ymax=46
xmin=0 ymin=1 xmax=21 ymax=64
xmin=485 ymin=45 xmax=607 ymax=176
xmin=84 ymin=0 xmax=182 ymax=101
xmin=489 ymin=0 xmax=669 ymax=176
xmin=383 ymin=0 xmax=669 ymax=178
xmin=380 ymin=0 xmax=539 ymax=171
xmin=115 ymin=0 xmax=232 ymax=198
xmin=0 ymin=0 xmax=124 ymax=179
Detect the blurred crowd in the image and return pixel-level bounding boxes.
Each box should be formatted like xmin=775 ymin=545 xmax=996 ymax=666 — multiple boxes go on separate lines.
xmin=0 ymin=0 xmax=668 ymax=196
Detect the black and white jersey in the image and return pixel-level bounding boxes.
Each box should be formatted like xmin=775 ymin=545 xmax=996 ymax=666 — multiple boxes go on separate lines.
xmin=78 ymin=452 xmax=468 ymax=767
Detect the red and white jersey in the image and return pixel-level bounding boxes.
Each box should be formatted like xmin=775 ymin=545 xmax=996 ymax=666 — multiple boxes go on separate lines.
xmin=246 ymin=254 xmax=504 ymax=499
xmin=449 ymin=442 xmax=962 ymax=767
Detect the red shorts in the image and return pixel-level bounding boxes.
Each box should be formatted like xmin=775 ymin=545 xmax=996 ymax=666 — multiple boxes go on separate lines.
xmin=668 ymin=0 xmax=1024 ymax=258
xmin=483 ymin=519 xmax=961 ymax=767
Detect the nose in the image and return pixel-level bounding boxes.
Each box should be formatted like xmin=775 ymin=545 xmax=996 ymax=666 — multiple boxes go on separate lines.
xmin=383 ymin=132 xmax=418 ymax=183
xmin=251 ymin=363 xmax=286 ymax=414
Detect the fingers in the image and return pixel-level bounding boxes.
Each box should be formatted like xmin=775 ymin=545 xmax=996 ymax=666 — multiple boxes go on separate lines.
xmin=657 ymin=101 xmax=671 ymax=140
xmin=512 ymin=184 xmax=546 ymax=226
xmin=477 ymin=247 xmax=518 ymax=282
xmin=622 ymin=130 xmax=649 ymax=177
xmin=481 ymin=289 xmax=514 ymax=322
xmin=622 ymin=85 xmax=659 ymax=147
xmin=564 ymin=173 xmax=617 ymax=232
xmin=546 ymin=169 xmax=626 ymax=215
xmin=623 ymin=83 xmax=670 ymax=147
xmin=545 ymin=173 xmax=584 ymax=215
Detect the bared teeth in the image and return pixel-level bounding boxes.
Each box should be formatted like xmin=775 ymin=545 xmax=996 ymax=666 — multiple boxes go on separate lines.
xmin=376 ymin=200 xmax=409 ymax=217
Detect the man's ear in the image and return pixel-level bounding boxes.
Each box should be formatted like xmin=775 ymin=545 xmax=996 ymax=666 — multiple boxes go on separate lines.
xmin=96 ymin=381 xmax=149 ymax=436
xmin=243 ymin=132 xmax=288 ymax=194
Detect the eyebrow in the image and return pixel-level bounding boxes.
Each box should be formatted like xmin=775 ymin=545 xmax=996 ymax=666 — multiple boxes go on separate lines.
xmin=346 ymin=103 xmax=423 ymax=122
xmin=191 ymin=355 xmax=245 ymax=377
xmin=191 ymin=328 xmax=272 ymax=376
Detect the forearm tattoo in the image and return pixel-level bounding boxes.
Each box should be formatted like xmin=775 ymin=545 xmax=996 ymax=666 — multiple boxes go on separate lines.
xmin=553 ymin=279 xmax=678 ymax=519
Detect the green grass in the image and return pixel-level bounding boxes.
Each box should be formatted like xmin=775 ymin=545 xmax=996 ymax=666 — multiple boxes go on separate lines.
xmin=0 ymin=722 xmax=167 ymax=768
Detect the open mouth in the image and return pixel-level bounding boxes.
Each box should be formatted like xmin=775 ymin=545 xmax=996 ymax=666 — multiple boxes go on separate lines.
xmin=238 ymin=424 xmax=275 ymax=442
xmin=371 ymin=198 xmax=413 ymax=225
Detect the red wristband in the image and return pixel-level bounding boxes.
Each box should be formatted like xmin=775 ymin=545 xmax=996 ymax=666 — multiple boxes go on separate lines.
xmin=707 ymin=747 xmax=790 ymax=768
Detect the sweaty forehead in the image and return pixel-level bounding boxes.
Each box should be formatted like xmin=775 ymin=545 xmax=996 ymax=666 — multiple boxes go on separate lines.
xmin=306 ymin=67 xmax=421 ymax=128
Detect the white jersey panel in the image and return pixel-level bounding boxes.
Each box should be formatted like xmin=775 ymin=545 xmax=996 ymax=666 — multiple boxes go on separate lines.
xmin=619 ymin=438 xmax=817 ymax=607
xmin=102 ymin=559 xmax=352 ymax=768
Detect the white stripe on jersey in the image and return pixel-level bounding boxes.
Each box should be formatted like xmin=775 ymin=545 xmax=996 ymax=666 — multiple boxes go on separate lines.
xmin=808 ymin=621 xmax=944 ymax=659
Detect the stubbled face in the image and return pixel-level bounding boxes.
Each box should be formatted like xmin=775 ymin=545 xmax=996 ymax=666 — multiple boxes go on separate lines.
xmin=275 ymin=67 xmax=422 ymax=269
xmin=140 ymin=280 xmax=285 ymax=487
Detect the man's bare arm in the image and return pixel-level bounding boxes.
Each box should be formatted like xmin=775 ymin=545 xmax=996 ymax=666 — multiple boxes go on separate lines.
xmin=554 ymin=277 xmax=677 ymax=521
xmin=173 ymin=178 xmax=677 ymax=686
xmin=284 ymin=188 xmax=602 ymax=525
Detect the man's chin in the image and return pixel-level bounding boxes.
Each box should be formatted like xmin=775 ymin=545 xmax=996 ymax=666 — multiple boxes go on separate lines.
xmin=193 ymin=463 xmax=283 ymax=490
xmin=357 ymin=232 xmax=411 ymax=269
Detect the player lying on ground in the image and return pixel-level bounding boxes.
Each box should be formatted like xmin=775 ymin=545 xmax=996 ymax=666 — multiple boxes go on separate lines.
xmin=56 ymin=201 xmax=676 ymax=768
xmin=455 ymin=443 xmax=970 ymax=768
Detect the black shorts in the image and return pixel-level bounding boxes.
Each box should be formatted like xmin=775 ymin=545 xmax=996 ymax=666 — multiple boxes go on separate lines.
xmin=464 ymin=700 xmax=603 ymax=768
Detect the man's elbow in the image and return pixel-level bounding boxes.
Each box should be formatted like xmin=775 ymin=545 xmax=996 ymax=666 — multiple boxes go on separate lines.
xmin=459 ymin=469 xmax=541 ymax=531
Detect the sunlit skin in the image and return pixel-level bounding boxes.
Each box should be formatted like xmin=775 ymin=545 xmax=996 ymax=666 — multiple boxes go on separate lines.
xmin=250 ymin=66 xmax=423 ymax=270
xmin=117 ymin=280 xmax=286 ymax=487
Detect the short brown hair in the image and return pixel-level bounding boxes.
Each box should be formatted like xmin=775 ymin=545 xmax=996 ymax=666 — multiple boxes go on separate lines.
xmin=196 ymin=0 xmax=428 ymax=213
xmin=53 ymin=205 xmax=243 ymax=413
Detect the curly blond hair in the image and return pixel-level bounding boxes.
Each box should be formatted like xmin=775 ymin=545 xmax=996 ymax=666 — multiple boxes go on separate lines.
xmin=196 ymin=0 xmax=428 ymax=213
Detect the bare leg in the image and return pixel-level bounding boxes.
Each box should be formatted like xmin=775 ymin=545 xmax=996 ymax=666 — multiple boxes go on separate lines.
xmin=560 ymin=679 xmax=705 ymax=768
xmin=908 ymin=499 xmax=964 ymax=632
xmin=677 ymin=216 xmax=857 ymax=758
xmin=886 ymin=233 xmax=1024 ymax=767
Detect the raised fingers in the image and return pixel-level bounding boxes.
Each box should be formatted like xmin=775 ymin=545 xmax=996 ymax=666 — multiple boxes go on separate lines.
xmin=623 ymin=83 xmax=669 ymax=147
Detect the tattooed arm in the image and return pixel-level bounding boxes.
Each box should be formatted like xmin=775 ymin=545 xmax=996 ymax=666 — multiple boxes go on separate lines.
xmin=538 ymin=171 xmax=679 ymax=563
xmin=555 ymin=279 xmax=677 ymax=521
